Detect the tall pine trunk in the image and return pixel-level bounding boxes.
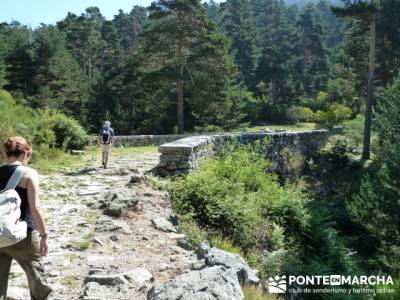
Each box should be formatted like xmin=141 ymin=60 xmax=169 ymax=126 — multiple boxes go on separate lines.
xmin=362 ymin=13 xmax=376 ymax=161
xmin=177 ymin=11 xmax=184 ymax=134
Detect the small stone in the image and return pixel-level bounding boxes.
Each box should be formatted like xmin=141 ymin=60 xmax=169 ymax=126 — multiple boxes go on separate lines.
xmin=84 ymin=274 xmax=128 ymax=286
xmin=104 ymin=203 xmax=123 ymax=217
xmin=110 ymin=235 xmax=119 ymax=242
xmin=93 ymin=237 xmax=104 ymax=246
xmin=70 ymin=150 xmax=85 ymax=155
xmin=89 ymin=268 xmax=104 ymax=275
xmin=129 ymin=174 xmax=145 ymax=184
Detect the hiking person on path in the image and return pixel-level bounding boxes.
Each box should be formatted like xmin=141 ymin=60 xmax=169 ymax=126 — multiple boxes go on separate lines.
xmin=98 ymin=121 xmax=114 ymax=169
xmin=0 ymin=136 xmax=52 ymax=300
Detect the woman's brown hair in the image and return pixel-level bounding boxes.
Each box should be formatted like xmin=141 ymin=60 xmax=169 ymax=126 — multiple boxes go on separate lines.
xmin=3 ymin=136 xmax=32 ymax=158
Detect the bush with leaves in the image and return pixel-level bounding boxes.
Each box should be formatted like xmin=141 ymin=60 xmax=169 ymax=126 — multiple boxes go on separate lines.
xmin=0 ymin=90 xmax=35 ymax=144
xmin=343 ymin=114 xmax=364 ymax=150
xmin=314 ymin=104 xmax=352 ymax=126
xmin=169 ymin=142 xmax=310 ymax=252
xmin=294 ymin=106 xmax=314 ymax=122
xmin=0 ymin=90 xmax=89 ymax=158
xmin=47 ymin=112 xmax=90 ymax=149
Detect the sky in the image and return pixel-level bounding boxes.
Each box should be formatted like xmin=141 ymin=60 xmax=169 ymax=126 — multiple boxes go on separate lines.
xmin=0 ymin=0 xmax=154 ymax=28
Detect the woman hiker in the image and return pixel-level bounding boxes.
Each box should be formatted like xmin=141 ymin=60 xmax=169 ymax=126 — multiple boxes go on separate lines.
xmin=0 ymin=136 xmax=52 ymax=300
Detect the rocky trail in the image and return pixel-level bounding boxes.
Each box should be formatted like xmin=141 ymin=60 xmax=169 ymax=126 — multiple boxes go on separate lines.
xmin=6 ymin=150 xmax=197 ymax=300
xmin=6 ymin=148 xmax=260 ymax=300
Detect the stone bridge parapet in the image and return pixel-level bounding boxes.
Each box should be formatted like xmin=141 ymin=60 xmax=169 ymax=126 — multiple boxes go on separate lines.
xmin=156 ymin=130 xmax=330 ymax=178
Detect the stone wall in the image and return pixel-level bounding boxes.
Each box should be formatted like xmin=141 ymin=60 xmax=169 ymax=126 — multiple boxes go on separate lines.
xmin=156 ymin=130 xmax=329 ymax=178
xmin=110 ymin=134 xmax=195 ymax=147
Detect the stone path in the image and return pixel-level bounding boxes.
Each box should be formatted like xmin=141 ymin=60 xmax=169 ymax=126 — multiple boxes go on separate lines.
xmin=7 ymin=150 xmax=197 ymax=300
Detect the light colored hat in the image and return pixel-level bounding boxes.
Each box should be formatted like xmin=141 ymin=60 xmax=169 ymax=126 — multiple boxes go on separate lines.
xmin=104 ymin=121 xmax=111 ymax=127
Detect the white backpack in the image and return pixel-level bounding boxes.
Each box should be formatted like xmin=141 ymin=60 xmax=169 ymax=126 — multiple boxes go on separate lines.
xmin=0 ymin=166 xmax=27 ymax=248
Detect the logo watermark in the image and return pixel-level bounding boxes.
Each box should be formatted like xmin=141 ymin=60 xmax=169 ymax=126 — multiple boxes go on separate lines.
xmin=267 ymin=275 xmax=395 ymax=295
xmin=267 ymin=275 xmax=287 ymax=293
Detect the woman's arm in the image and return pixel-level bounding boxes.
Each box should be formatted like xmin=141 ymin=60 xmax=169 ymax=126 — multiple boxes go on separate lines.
xmin=26 ymin=168 xmax=48 ymax=256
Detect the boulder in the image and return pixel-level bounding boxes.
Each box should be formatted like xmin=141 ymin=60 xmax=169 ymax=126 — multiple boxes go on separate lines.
xmin=151 ymin=216 xmax=177 ymax=233
xmin=196 ymin=240 xmax=211 ymax=259
xmin=83 ymin=282 xmax=115 ymax=300
xmin=95 ymin=219 xmax=132 ymax=234
xmin=104 ymin=203 xmax=123 ymax=217
xmin=124 ymin=268 xmax=153 ymax=288
xmin=100 ymin=189 xmax=138 ymax=217
xmin=147 ymin=266 xmax=244 ymax=300
xmin=177 ymin=236 xmax=191 ymax=250
xmin=206 ymin=248 xmax=260 ymax=285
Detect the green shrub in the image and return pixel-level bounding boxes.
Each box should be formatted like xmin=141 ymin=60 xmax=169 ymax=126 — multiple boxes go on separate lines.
xmin=178 ymin=214 xmax=208 ymax=247
xmin=329 ymin=104 xmax=352 ymax=123
xmin=314 ymin=104 xmax=352 ymax=126
xmin=315 ymin=91 xmax=329 ymax=110
xmin=0 ymin=90 xmax=89 ymax=156
xmin=284 ymin=106 xmax=300 ymax=124
xmin=194 ymin=124 xmax=224 ymax=133
xmin=0 ymin=89 xmax=35 ymax=143
xmin=211 ymin=235 xmax=244 ymax=255
xmin=295 ymin=106 xmax=314 ymax=122
xmin=49 ymin=112 xmax=89 ymax=149
xmin=169 ymin=145 xmax=310 ymax=252
xmin=343 ymin=115 xmax=364 ymax=150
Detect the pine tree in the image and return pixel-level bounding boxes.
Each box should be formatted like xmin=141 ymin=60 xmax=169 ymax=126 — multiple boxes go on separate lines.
xmin=295 ymin=3 xmax=329 ymax=96
xmin=316 ymin=0 xmax=343 ymax=51
xmin=0 ymin=59 xmax=6 ymax=88
xmin=57 ymin=7 xmax=106 ymax=86
xmin=136 ymin=0 xmax=247 ymax=133
xmin=33 ymin=25 xmax=89 ymax=120
xmin=0 ymin=22 xmax=36 ymax=99
xmin=332 ymin=0 xmax=377 ymax=161
xmin=252 ymin=0 xmax=296 ymax=104
xmin=203 ymin=0 xmax=220 ymax=23
xmin=219 ymin=0 xmax=258 ymax=90
xmin=377 ymin=0 xmax=400 ymax=85
xmin=113 ymin=6 xmax=147 ymax=51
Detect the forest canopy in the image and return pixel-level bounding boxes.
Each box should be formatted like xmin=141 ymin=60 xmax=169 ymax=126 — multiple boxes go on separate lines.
xmin=2 ymin=0 xmax=399 ymax=136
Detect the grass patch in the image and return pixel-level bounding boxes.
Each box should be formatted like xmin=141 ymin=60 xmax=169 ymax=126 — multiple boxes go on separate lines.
xmin=31 ymin=145 xmax=158 ymax=174
xmin=69 ymin=232 xmax=95 ymax=251
xmin=66 ymin=254 xmax=80 ymax=261
xmin=244 ymin=122 xmax=318 ymax=132
xmin=86 ymin=211 xmax=97 ymax=225
xmin=145 ymin=175 xmax=169 ymax=191
xmin=179 ymin=214 xmax=208 ymax=246
xmin=31 ymin=146 xmax=97 ymax=174
xmin=210 ymin=235 xmax=243 ymax=254
xmin=111 ymin=145 xmax=158 ymax=156
xmin=60 ymin=275 xmax=80 ymax=289
xmin=242 ymin=285 xmax=279 ymax=300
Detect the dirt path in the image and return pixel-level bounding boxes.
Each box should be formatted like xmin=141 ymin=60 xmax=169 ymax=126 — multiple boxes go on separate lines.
xmin=7 ymin=149 xmax=196 ymax=300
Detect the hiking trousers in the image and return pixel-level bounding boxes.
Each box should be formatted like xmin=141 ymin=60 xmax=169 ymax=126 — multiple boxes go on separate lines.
xmin=0 ymin=231 xmax=52 ymax=300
